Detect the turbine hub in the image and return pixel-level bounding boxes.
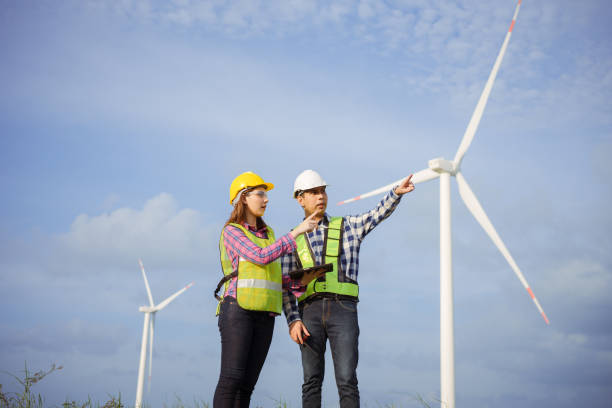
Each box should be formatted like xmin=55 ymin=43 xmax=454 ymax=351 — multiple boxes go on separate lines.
xmin=428 ymin=158 xmax=456 ymax=175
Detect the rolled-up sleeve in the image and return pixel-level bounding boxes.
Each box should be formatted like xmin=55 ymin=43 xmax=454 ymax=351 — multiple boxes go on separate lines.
xmin=346 ymin=188 xmax=402 ymax=242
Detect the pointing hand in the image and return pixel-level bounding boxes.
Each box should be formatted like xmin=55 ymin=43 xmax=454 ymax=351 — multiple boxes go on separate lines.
xmin=291 ymin=212 xmax=320 ymax=238
xmin=394 ymin=174 xmax=415 ymax=195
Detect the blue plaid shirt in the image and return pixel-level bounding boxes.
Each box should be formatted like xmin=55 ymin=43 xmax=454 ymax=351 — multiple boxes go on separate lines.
xmin=282 ymin=188 xmax=402 ymax=325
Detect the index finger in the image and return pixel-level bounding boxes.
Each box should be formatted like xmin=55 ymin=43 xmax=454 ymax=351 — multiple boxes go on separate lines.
xmin=404 ymin=174 xmax=414 ymax=185
xmin=307 ymin=211 xmax=318 ymax=220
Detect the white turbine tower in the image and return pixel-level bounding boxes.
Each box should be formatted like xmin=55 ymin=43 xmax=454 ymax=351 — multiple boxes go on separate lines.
xmin=338 ymin=1 xmax=548 ymax=407
xmin=135 ymin=259 xmax=194 ymax=408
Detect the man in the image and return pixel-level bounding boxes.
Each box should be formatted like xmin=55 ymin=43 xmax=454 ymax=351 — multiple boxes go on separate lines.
xmin=282 ymin=169 xmax=415 ymax=408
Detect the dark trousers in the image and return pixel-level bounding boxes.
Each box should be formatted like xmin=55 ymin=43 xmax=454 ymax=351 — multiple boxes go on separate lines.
xmin=299 ymin=297 xmax=360 ymax=408
xmin=213 ymin=297 xmax=275 ymax=408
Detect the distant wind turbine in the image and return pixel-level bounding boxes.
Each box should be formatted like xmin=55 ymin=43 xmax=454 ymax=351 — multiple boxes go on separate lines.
xmin=135 ymin=259 xmax=194 ymax=408
xmin=338 ymin=1 xmax=548 ymax=407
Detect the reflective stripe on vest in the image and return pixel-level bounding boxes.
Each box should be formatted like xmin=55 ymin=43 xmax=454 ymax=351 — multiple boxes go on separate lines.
xmin=218 ymin=223 xmax=283 ymax=314
xmin=296 ymin=217 xmax=358 ymax=302
xmin=237 ymin=279 xmax=282 ymax=291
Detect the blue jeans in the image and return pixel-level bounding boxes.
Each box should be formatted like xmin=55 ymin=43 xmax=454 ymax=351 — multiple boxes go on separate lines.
xmin=213 ymin=297 xmax=275 ymax=408
xmin=299 ymin=296 xmax=360 ymax=408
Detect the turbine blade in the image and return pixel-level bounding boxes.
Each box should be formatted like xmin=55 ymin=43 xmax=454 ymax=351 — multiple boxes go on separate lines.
xmin=337 ymin=168 xmax=439 ymax=205
xmin=455 ymin=172 xmax=549 ymax=324
xmin=453 ymin=0 xmax=522 ymax=167
xmin=154 ymin=282 xmax=195 ymax=312
xmin=147 ymin=314 xmax=155 ymax=393
xmin=139 ymin=259 xmax=155 ymax=307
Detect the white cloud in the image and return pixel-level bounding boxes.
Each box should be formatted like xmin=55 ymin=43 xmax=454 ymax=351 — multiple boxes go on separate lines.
xmin=543 ymin=259 xmax=612 ymax=306
xmin=357 ymin=0 xmax=378 ymax=20
xmin=56 ymin=193 xmax=217 ymax=272
xmin=10 ymin=0 xmax=610 ymax=151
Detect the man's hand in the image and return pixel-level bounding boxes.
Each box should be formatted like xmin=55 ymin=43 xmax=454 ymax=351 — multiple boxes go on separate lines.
xmin=289 ymin=320 xmax=310 ymax=345
xmin=394 ymin=174 xmax=415 ymax=195
xmin=300 ymin=267 xmax=327 ymax=287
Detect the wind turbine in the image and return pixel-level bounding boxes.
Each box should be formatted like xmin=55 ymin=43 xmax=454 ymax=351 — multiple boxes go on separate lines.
xmin=135 ymin=259 xmax=194 ymax=408
xmin=338 ymin=1 xmax=548 ymax=407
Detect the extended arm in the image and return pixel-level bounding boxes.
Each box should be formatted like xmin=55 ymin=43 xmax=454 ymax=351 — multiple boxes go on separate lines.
xmin=223 ymin=225 xmax=296 ymax=265
xmin=346 ymin=174 xmax=414 ymax=241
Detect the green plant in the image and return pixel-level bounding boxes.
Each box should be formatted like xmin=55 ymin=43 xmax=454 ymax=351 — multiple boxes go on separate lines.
xmin=1 ymin=364 xmax=438 ymax=408
xmin=268 ymin=396 xmax=289 ymax=408
xmin=413 ymin=392 xmax=442 ymax=408
xmin=0 ymin=362 xmax=62 ymax=408
xmin=160 ymin=394 xmax=209 ymax=408
xmin=61 ymin=393 xmax=123 ymax=408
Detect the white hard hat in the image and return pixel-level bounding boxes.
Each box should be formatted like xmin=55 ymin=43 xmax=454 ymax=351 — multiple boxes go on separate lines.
xmin=293 ymin=169 xmax=328 ymax=198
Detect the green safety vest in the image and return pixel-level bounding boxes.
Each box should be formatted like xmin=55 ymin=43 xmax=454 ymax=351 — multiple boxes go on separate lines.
xmin=295 ymin=216 xmax=359 ymax=302
xmin=217 ymin=223 xmax=283 ymax=314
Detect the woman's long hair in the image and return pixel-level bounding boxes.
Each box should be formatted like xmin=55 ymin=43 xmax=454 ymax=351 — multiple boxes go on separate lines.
xmin=224 ymin=188 xmax=267 ymax=230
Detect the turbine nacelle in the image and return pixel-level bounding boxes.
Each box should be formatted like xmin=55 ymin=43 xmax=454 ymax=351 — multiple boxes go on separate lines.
xmin=428 ymin=158 xmax=457 ymax=175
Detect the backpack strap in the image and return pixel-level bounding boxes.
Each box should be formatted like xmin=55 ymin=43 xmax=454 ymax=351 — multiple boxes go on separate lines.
xmin=213 ymin=271 xmax=237 ymax=301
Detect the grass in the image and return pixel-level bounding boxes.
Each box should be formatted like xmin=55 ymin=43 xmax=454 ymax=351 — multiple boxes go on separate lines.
xmin=160 ymin=395 xmax=209 ymax=408
xmin=1 ymin=364 xmax=437 ymax=408
xmin=0 ymin=363 xmax=123 ymax=408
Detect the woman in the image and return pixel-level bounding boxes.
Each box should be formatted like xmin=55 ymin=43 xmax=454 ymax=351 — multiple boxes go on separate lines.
xmin=213 ymin=171 xmax=318 ymax=408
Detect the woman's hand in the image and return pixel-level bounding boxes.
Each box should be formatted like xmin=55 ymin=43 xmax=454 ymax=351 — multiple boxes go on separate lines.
xmin=290 ymin=212 xmax=319 ymax=238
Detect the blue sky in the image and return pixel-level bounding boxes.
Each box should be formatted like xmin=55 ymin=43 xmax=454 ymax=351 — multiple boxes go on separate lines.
xmin=1 ymin=0 xmax=611 ymax=406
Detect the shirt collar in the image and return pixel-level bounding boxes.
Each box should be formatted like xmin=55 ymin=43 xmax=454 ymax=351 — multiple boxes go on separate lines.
xmin=242 ymin=221 xmax=266 ymax=233
xmin=320 ymin=213 xmax=330 ymax=225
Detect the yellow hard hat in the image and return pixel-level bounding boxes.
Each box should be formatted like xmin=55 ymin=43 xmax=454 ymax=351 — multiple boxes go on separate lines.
xmin=229 ymin=171 xmax=274 ymax=205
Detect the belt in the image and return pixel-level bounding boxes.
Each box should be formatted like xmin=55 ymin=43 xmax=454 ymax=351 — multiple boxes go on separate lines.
xmin=298 ymin=292 xmax=358 ymax=307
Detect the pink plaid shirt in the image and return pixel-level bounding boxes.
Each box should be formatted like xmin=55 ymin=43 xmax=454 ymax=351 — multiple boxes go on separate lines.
xmin=220 ymin=222 xmax=305 ymax=304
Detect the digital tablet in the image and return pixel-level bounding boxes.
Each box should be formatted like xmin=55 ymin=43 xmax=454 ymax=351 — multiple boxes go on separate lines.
xmin=288 ymin=263 xmax=333 ymax=280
